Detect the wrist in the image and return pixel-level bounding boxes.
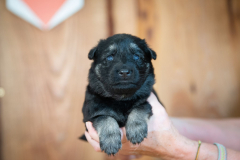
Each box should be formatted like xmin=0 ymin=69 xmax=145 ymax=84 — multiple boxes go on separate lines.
xmin=170 ymin=139 xmax=218 ymax=160
xmin=171 ymin=136 xmax=198 ymax=160
xmin=152 ymin=126 xmax=198 ymax=160
xmin=168 ymin=138 xmax=218 ymax=160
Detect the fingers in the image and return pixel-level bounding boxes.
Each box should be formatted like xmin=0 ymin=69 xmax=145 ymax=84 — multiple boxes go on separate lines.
xmin=85 ymin=122 xmax=101 ymax=152
xmin=147 ymin=92 xmax=161 ymax=107
xmin=120 ymin=127 xmax=128 ymax=143
xmin=147 ymin=92 xmax=164 ymax=110
xmin=86 ymin=122 xmax=99 ymax=142
xmin=147 ymin=92 xmax=157 ymax=102
xmin=85 ymin=131 xmax=101 ymax=152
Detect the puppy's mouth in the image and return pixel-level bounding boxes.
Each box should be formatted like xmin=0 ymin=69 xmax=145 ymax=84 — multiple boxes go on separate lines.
xmin=112 ymin=81 xmax=138 ymax=89
xmin=112 ymin=83 xmax=137 ymax=88
xmin=110 ymin=81 xmax=138 ymax=95
xmin=113 ymin=81 xmax=136 ymax=85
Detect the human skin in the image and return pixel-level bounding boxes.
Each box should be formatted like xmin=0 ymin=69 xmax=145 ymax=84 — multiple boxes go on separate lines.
xmin=171 ymin=118 xmax=240 ymax=151
xmin=85 ymin=93 xmax=240 ymax=159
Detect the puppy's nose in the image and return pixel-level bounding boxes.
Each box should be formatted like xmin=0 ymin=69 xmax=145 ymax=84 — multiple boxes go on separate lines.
xmin=119 ymin=69 xmax=131 ymax=78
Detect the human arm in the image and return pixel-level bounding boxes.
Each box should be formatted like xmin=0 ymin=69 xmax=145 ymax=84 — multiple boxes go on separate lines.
xmin=171 ymin=117 xmax=240 ymax=151
xmin=85 ymin=93 xmax=240 ymax=159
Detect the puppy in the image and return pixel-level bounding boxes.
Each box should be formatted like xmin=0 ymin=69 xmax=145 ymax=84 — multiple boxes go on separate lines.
xmin=81 ymin=34 xmax=161 ymax=155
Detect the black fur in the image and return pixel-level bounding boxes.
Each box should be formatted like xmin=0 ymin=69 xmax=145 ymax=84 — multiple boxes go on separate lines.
xmin=81 ymin=34 xmax=161 ymax=155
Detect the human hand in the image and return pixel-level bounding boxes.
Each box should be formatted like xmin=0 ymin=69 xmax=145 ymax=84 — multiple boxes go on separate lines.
xmin=85 ymin=92 xmax=197 ymax=159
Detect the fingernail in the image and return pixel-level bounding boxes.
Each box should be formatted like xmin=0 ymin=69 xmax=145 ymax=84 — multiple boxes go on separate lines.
xmin=120 ymin=128 xmax=123 ymax=139
xmin=86 ymin=122 xmax=90 ymax=129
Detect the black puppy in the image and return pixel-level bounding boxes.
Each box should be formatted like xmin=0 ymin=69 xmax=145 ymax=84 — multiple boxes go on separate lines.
xmin=82 ymin=34 xmax=160 ymax=155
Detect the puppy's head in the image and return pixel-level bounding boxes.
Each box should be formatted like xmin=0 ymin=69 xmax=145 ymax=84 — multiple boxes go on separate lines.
xmin=88 ymin=34 xmax=156 ymax=99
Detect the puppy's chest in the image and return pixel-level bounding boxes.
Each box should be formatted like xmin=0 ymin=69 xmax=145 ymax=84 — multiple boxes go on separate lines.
xmin=92 ymin=98 xmax=138 ymax=127
xmin=106 ymin=100 xmax=135 ymax=123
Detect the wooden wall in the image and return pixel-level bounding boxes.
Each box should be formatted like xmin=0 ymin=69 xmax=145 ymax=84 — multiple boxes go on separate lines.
xmin=0 ymin=0 xmax=239 ymax=160
xmin=143 ymin=0 xmax=240 ymax=118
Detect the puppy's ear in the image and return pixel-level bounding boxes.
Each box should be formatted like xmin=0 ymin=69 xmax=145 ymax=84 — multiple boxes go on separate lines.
xmin=142 ymin=39 xmax=157 ymax=60
xmin=148 ymin=48 xmax=157 ymax=60
xmin=88 ymin=47 xmax=97 ymax=60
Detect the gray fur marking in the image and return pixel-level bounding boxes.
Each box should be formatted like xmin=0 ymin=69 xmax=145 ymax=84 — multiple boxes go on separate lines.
xmin=95 ymin=64 xmax=101 ymax=78
xmin=130 ymin=43 xmax=139 ymax=49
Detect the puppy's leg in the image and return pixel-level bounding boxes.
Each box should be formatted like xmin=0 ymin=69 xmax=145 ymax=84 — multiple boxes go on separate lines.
xmin=125 ymin=103 xmax=152 ymax=144
xmin=92 ymin=116 xmax=121 ymax=155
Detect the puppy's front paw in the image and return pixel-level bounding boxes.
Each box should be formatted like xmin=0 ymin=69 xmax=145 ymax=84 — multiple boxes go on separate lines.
xmin=126 ymin=121 xmax=148 ymax=144
xmin=99 ymin=131 xmax=122 ymax=155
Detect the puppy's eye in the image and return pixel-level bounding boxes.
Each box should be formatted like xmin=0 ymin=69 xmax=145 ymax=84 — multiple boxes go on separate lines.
xmin=133 ymin=54 xmax=139 ymax=60
xmin=106 ymin=55 xmax=113 ymax=61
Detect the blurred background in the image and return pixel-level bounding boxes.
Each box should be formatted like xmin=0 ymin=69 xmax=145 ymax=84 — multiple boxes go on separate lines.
xmin=0 ymin=0 xmax=240 ymax=160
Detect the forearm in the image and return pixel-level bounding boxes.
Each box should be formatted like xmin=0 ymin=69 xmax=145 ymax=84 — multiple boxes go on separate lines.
xmin=151 ymin=130 xmax=240 ymax=160
xmin=152 ymin=130 xmax=240 ymax=160
xmin=171 ymin=118 xmax=240 ymax=151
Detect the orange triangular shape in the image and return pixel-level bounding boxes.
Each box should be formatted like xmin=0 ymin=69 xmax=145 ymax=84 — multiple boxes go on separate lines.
xmin=23 ymin=0 xmax=66 ymax=25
